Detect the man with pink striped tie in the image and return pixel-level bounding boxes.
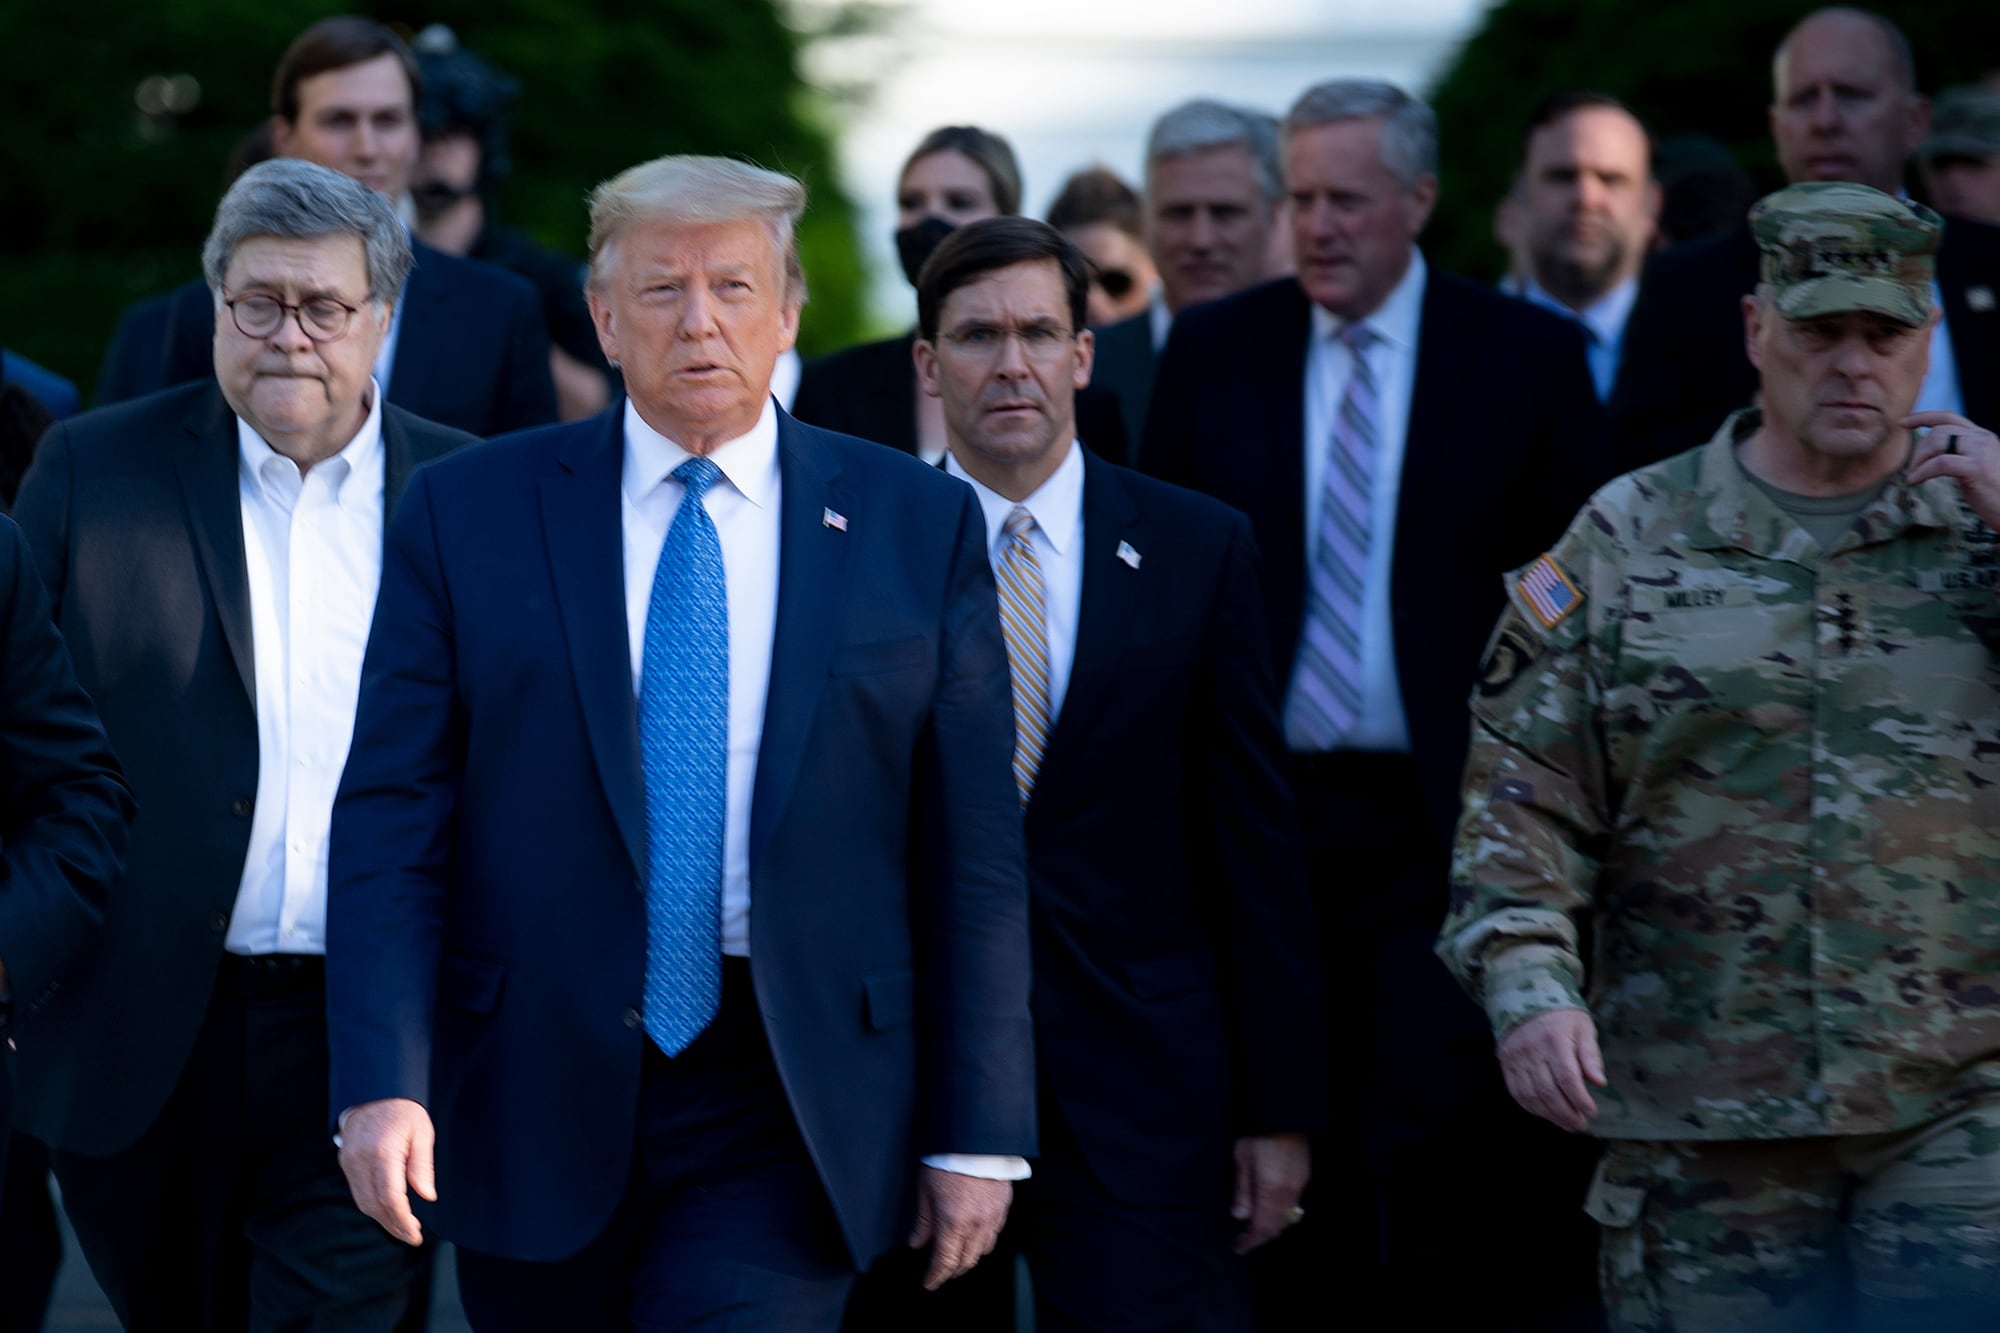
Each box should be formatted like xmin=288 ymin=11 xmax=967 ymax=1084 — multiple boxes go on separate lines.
xmin=1139 ymin=78 xmax=1607 ymax=1330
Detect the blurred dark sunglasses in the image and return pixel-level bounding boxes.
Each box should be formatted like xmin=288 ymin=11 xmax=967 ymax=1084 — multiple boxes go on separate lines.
xmin=1090 ymin=265 xmax=1135 ymax=300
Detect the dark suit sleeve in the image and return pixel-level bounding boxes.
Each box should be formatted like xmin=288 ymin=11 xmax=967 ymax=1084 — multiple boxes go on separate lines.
xmin=1523 ymin=320 xmax=1611 ymax=555
xmin=326 ymin=466 xmax=460 ymax=1118
xmin=1135 ymin=323 xmax=1198 ymax=487
xmin=92 ymin=298 xmax=172 ymax=408
xmin=912 ymin=487 xmax=1037 ymax=1157
xmin=13 ymin=423 xmax=74 ymax=614
xmin=1195 ymin=513 xmax=1325 ymax=1135
xmin=489 ymin=282 xmax=559 ymax=435
xmin=0 ymin=516 xmax=132 ymax=1009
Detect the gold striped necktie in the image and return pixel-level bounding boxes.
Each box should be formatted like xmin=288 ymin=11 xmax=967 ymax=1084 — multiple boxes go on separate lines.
xmin=995 ymin=505 xmax=1050 ymax=806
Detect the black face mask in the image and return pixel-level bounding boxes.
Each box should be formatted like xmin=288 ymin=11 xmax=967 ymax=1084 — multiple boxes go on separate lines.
xmin=895 ymin=215 xmax=958 ymax=287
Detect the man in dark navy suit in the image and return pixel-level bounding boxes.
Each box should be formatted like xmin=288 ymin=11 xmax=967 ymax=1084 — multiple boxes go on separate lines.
xmin=863 ymin=215 xmax=1322 ymax=1332
xmin=1141 ymin=79 xmax=1605 ymax=1328
xmin=328 ymin=154 xmax=1035 ymax=1332
xmin=94 ymin=16 xmax=555 ymax=436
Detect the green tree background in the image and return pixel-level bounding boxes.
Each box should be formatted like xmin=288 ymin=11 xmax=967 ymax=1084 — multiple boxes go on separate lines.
xmin=1425 ymin=0 xmax=2000 ymax=281
xmin=1 ymin=0 xmax=868 ymax=395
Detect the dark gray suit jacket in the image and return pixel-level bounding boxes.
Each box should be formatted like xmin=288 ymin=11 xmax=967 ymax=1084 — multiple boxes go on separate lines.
xmin=8 ymin=381 xmax=473 ymax=1155
xmin=1088 ymin=310 xmax=1158 ymax=451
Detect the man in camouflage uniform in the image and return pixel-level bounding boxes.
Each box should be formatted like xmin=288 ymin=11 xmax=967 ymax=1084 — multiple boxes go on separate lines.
xmin=1440 ymin=181 xmax=2000 ymax=1333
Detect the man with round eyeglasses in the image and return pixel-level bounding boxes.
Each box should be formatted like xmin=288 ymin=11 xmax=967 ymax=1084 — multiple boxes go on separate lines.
xmin=9 ymin=157 xmax=475 ymax=1327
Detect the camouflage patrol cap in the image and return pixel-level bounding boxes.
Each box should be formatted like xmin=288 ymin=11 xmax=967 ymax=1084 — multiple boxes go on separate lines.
xmin=1749 ymin=182 xmax=1941 ymax=326
xmin=1923 ymin=86 xmax=2000 ymax=161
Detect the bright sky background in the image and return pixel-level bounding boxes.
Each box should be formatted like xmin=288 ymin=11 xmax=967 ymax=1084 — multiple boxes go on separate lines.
xmin=796 ymin=0 xmax=1493 ymax=327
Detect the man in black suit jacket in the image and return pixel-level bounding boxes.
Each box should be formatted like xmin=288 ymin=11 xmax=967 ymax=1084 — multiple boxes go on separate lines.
xmin=11 ymin=160 xmax=473 ymax=1328
xmin=0 ymin=514 xmax=132 ymax=1183
xmin=851 ymin=217 xmax=1323 ymax=1332
xmin=1091 ymin=99 xmax=1287 ymax=447
xmin=93 ymin=16 xmax=555 ymax=436
xmin=1141 ymin=81 xmax=1604 ymax=1327
xmin=1612 ymin=7 xmax=2000 ymax=468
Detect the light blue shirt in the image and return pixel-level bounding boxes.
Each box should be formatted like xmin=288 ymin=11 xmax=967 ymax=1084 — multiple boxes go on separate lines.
xmin=1519 ymin=275 xmax=1637 ymax=402
xmin=1296 ymin=249 xmax=1427 ymax=753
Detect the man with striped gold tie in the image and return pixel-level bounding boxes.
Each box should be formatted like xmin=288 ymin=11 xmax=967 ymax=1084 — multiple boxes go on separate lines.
xmin=889 ymin=215 xmax=1322 ymax=1333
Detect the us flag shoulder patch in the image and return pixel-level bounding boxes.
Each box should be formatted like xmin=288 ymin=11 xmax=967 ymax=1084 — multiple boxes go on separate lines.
xmin=1517 ymin=553 xmax=1583 ymax=629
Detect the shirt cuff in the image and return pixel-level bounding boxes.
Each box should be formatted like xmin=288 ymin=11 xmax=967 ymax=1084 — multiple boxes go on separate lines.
xmin=921 ymin=1153 xmax=1032 ymax=1181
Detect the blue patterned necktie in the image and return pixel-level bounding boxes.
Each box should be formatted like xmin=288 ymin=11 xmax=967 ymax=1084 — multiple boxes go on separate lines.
xmin=639 ymin=456 xmax=729 ymax=1056
xmin=1287 ymin=321 xmax=1379 ymax=747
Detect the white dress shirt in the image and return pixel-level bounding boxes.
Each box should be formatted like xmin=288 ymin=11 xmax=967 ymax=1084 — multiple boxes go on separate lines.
xmin=1296 ymin=249 xmax=1427 ymax=753
xmin=620 ymin=397 xmax=781 ymax=959
xmin=1148 ymin=291 xmax=1174 ymax=353
xmin=1520 ymin=274 xmax=1638 ymax=402
xmin=946 ymin=441 xmax=1086 ymax=721
xmin=622 ymin=399 xmax=1028 ymax=1181
xmin=229 ymin=385 xmax=386 ymax=955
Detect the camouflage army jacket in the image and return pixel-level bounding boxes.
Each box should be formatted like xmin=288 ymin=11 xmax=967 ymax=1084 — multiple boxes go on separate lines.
xmin=1440 ymin=411 xmax=2000 ymax=1140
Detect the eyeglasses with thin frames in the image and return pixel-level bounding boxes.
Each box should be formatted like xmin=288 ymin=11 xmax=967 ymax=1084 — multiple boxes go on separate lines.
xmin=937 ymin=322 xmax=1077 ymax=359
xmin=222 ymin=291 xmax=364 ymax=342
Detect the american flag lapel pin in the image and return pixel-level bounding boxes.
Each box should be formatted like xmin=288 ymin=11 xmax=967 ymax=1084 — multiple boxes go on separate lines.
xmin=1116 ymin=540 xmax=1141 ymax=570
xmin=823 ymin=507 xmax=848 ymax=532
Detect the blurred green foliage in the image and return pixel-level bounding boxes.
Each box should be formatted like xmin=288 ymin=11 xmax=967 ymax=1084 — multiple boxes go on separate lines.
xmin=1424 ymin=0 xmax=2000 ymax=280
xmin=1 ymin=0 xmax=867 ymax=395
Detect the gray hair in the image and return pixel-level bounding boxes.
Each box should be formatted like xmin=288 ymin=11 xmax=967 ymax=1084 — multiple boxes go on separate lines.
xmin=586 ymin=155 xmax=808 ymax=304
xmin=1145 ymin=99 xmax=1283 ymax=203
xmin=1284 ymin=80 xmax=1439 ymax=189
xmin=201 ymin=158 xmax=412 ymax=303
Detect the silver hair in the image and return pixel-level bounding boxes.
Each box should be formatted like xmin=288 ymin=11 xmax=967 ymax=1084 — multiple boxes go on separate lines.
xmin=1284 ymin=80 xmax=1440 ymax=189
xmin=1145 ymin=99 xmax=1283 ymax=203
xmin=586 ymin=155 xmax=809 ymax=304
xmin=201 ymin=158 xmax=412 ymax=302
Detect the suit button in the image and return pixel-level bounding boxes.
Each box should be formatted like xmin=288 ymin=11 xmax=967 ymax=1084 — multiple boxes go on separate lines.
xmin=230 ymin=797 xmax=252 ymax=819
xmin=622 ymin=1007 xmax=642 ymax=1031
xmin=208 ymin=911 xmax=229 ymax=934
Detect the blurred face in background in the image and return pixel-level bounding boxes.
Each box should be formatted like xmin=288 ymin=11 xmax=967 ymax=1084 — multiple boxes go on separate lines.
xmin=1147 ymin=143 xmax=1273 ymax=312
xmin=898 ymin=150 xmax=1002 ymax=228
xmin=1770 ymin=11 xmax=1927 ymax=195
xmin=1921 ymin=152 xmax=2000 ymax=225
xmin=1287 ymin=116 xmax=1436 ymax=321
xmin=271 ymin=53 xmax=419 ymax=200
xmin=1518 ymin=105 xmax=1659 ymax=310
xmin=1062 ymin=222 xmax=1159 ymax=325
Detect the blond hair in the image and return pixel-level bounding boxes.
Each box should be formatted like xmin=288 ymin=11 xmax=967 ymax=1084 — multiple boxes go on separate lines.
xmin=586 ymin=155 xmax=808 ymax=303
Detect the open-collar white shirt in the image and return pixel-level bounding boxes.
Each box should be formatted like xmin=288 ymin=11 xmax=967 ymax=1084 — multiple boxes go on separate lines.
xmin=230 ymin=382 xmax=386 ymax=955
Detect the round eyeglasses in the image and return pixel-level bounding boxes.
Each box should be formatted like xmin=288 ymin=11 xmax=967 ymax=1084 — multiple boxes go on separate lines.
xmin=223 ymin=292 xmax=363 ymax=342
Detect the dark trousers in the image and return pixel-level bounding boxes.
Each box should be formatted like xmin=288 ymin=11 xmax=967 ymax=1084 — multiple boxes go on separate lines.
xmin=1247 ymin=752 xmax=1603 ymax=1332
xmin=51 ymin=954 xmax=429 ymax=1332
xmin=0 ymin=1132 xmax=61 ymax=1333
xmin=843 ymin=1092 xmax=1250 ymax=1333
xmin=456 ymin=959 xmax=853 ymax=1333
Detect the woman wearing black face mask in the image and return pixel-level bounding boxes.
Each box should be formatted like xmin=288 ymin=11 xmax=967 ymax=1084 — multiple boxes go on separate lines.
xmin=793 ymin=126 xmax=1021 ymax=464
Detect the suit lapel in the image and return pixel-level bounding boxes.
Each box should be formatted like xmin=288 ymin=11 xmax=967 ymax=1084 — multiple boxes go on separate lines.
xmin=386 ymin=241 xmax=446 ymax=414
xmin=539 ymin=413 xmax=648 ymax=876
xmin=379 ymin=405 xmax=418 ymax=550
xmin=174 ymin=386 xmax=256 ymax=705
xmin=1038 ymin=452 xmax=1140 ymax=784
xmin=749 ymin=414 xmax=852 ymax=866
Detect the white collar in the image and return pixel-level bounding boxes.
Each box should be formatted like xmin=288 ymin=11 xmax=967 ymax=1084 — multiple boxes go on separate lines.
xmin=946 ymin=439 xmax=1085 ymax=557
xmin=235 ymin=377 xmax=383 ymax=500
xmin=1310 ymin=247 xmax=1428 ymax=350
xmin=1148 ymin=291 xmax=1174 ymax=352
xmin=622 ymin=396 xmax=781 ymax=509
